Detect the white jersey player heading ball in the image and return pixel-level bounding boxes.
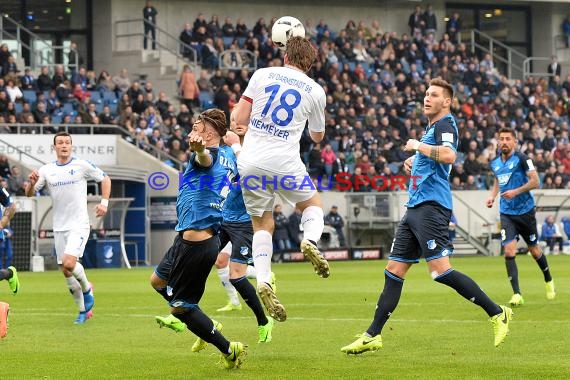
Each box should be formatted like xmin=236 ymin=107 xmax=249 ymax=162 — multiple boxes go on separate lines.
xmin=231 ymin=36 xmax=330 ymax=323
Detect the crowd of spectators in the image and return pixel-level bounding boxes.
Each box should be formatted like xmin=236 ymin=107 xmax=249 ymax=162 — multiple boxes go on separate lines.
xmin=1 ymin=6 xmax=570 ymax=191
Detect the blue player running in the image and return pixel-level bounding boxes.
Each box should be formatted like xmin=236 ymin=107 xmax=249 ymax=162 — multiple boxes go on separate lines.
xmin=150 ymin=108 xmax=246 ymax=369
xmin=486 ymin=127 xmax=556 ymax=306
xmin=341 ymin=78 xmax=512 ymax=354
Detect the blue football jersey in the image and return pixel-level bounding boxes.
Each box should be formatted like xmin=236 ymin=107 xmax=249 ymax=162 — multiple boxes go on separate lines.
xmin=175 ymin=146 xmax=236 ymax=232
xmin=220 ymin=146 xmax=250 ymax=223
xmin=407 ymin=113 xmax=458 ymax=210
xmin=490 ymin=151 xmax=535 ymax=215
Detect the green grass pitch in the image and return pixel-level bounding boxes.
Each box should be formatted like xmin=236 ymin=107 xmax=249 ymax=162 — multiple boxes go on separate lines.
xmin=1 ymin=256 xmax=569 ymax=379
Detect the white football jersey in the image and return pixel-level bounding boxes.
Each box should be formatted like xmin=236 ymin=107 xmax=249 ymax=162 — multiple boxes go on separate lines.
xmin=239 ymin=66 xmax=326 ymax=174
xmin=34 ymin=157 xmax=106 ymax=231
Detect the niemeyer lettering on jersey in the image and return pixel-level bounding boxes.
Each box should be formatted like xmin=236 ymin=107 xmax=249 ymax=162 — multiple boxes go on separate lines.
xmin=147 ymin=171 xmax=421 ymax=192
xmin=250 ymin=117 xmax=290 ymax=140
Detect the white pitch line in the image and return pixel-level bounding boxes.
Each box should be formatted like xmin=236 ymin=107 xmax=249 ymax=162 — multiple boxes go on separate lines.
xmin=12 ymin=312 xmax=570 ymax=324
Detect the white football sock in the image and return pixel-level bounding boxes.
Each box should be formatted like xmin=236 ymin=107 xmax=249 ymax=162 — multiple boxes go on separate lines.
xmin=301 ymin=206 xmax=324 ymax=243
xmin=72 ymin=262 xmax=90 ymax=292
xmin=66 ymin=276 xmax=85 ymax=311
xmin=252 ymin=230 xmax=273 ymax=285
xmin=217 ymin=266 xmax=240 ymax=305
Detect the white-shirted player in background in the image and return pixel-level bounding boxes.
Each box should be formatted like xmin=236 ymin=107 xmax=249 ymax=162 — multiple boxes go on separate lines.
xmin=26 ymin=132 xmax=111 ymax=324
xmin=231 ymin=36 xmax=329 ymax=322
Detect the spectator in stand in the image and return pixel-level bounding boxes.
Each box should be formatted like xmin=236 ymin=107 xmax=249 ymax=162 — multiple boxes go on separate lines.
xmin=214 ymin=84 xmax=231 ymax=123
xmin=542 ymin=128 xmax=557 ymax=152
xmin=273 ymin=205 xmax=291 ymax=252
xmin=222 ymin=17 xmax=236 ymax=38
xmin=127 ymin=81 xmax=143 ymax=102
xmin=0 ymin=92 xmax=9 ymax=115
xmin=308 ymin=143 xmax=324 ymax=178
xmin=143 ymin=105 xmax=163 ymax=129
xmin=96 ymin=70 xmax=115 ymax=92
xmin=408 ymin=5 xmax=425 ymax=40
xmin=142 ymin=0 xmax=158 ymax=50
xmin=178 ymin=64 xmax=199 ymax=115
xmin=321 ymin=143 xmax=337 ymax=178
xmin=7 ymin=166 xmax=24 ymax=195
xmin=223 ymin=41 xmax=244 ymax=69
xmin=20 ymin=68 xmax=36 ymax=91
xmin=201 ymin=38 xmax=218 ymax=70
xmin=541 ymin=215 xmax=563 ymax=254
xmin=451 ymin=176 xmax=464 ymax=190
xmin=2 ymin=56 xmax=18 ymax=79
xmin=450 ymin=163 xmax=468 ymax=184
xmin=193 ymin=13 xmax=208 ymax=34
xmin=72 ymin=83 xmax=90 ymax=103
xmin=0 ymin=44 xmax=11 ymax=74
xmin=99 ymin=105 xmax=116 ymax=125
xmin=463 ymin=151 xmax=482 ymax=177
xmin=176 ymin=103 xmax=193 ymax=131
xmin=5 ymin=79 xmax=22 ymax=104
xmin=324 ymin=205 xmax=346 ymax=247
xmin=33 ymin=102 xmax=49 ymax=124
xmin=446 ymin=12 xmax=462 ymax=42
xmin=51 ymin=65 xmax=68 ymax=88
xmin=113 ymin=68 xmax=131 ymax=95
xmin=86 ymin=70 xmax=97 ymax=91
xmin=0 ymin=156 xmax=10 ymax=178
xmin=71 ymin=67 xmax=88 ymax=90
xmin=18 ymin=102 xmax=33 ymax=124
xmin=37 ymin=66 xmax=53 ymax=92
xmin=155 ymin=91 xmax=171 ymax=119
xmin=208 ymin=14 xmax=221 ymax=39
xmin=67 ymin=42 xmax=83 ymax=73
xmin=235 ymin=18 xmax=249 ymax=38
xmin=131 ymin=93 xmax=148 ymax=116
xmin=167 ymin=125 xmax=189 ymax=152
xmin=179 ymin=23 xmax=194 ymax=60
xmin=287 ymin=207 xmax=303 ymax=250
xmin=464 ymin=175 xmax=479 ymax=190
xmin=562 ymin=16 xmax=570 ymax=48
xmin=423 ymin=4 xmax=437 ymax=36
xmin=118 ymin=93 xmax=131 ymax=113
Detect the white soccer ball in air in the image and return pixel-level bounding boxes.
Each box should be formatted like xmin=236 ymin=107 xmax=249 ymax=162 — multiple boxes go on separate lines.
xmin=271 ymin=16 xmax=306 ymax=51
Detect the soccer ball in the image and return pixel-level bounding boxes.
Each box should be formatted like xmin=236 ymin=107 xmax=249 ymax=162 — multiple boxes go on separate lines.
xmin=271 ymin=16 xmax=305 ymax=51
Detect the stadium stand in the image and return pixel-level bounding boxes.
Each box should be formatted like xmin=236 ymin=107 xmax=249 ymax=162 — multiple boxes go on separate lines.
xmin=1 ymin=8 xmax=570 ymax=194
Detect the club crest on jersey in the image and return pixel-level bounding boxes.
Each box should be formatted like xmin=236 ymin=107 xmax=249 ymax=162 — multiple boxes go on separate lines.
xmin=508 ymin=162 xmax=514 ymax=169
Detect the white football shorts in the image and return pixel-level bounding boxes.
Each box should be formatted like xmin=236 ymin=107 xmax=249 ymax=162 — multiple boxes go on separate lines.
xmin=238 ymin=165 xmax=316 ymax=217
xmin=54 ymin=227 xmax=90 ymax=264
